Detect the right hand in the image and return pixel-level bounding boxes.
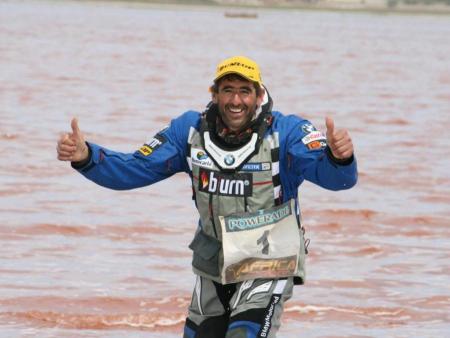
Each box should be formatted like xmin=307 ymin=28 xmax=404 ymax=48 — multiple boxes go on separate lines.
xmin=56 ymin=118 xmax=89 ymax=162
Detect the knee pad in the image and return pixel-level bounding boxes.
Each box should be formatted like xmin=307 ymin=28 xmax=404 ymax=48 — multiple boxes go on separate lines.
xmin=227 ymin=308 xmax=266 ymax=338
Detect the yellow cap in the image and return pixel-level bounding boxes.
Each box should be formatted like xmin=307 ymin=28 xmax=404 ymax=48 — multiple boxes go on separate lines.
xmin=214 ymin=56 xmax=262 ymax=86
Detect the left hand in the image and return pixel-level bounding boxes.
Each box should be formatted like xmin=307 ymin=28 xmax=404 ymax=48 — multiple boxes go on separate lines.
xmin=325 ymin=116 xmax=354 ymax=160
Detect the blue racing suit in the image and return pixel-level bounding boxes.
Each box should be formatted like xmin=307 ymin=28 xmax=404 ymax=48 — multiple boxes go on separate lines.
xmin=73 ymin=110 xmax=357 ymax=338
xmin=74 ymin=110 xmax=357 ymax=195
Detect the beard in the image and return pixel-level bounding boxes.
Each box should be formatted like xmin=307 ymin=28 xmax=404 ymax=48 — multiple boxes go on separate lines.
xmin=218 ymin=103 xmax=258 ymax=133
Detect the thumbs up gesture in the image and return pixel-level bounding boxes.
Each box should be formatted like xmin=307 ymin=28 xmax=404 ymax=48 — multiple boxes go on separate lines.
xmin=325 ymin=117 xmax=354 ymax=160
xmin=56 ymin=118 xmax=89 ymax=162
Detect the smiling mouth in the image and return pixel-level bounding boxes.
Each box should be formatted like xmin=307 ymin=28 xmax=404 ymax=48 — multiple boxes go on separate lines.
xmin=227 ymin=106 xmax=246 ymax=114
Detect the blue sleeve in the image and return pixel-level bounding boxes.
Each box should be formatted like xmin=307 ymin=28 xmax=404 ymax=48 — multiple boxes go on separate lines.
xmin=74 ymin=111 xmax=200 ymax=190
xmin=282 ymin=115 xmax=358 ymax=191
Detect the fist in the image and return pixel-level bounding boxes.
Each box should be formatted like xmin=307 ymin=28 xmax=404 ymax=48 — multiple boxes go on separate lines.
xmin=56 ymin=118 xmax=89 ymax=162
xmin=325 ymin=117 xmax=354 ymax=160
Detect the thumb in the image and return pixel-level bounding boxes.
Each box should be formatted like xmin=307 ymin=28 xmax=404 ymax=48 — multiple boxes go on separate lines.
xmin=71 ymin=118 xmax=81 ymax=139
xmin=325 ymin=116 xmax=335 ymax=137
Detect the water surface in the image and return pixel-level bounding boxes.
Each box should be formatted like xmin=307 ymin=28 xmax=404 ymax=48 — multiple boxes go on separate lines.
xmin=0 ymin=1 xmax=449 ymax=337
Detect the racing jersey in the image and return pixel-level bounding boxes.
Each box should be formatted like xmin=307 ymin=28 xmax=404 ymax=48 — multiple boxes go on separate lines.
xmin=73 ymin=110 xmax=358 ymax=283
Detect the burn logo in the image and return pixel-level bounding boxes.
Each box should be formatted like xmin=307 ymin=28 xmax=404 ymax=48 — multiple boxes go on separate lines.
xmin=199 ymin=169 xmax=252 ymax=197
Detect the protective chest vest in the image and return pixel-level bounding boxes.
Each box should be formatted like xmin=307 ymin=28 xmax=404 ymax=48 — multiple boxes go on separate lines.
xmin=186 ymin=123 xmax=306 ymax=285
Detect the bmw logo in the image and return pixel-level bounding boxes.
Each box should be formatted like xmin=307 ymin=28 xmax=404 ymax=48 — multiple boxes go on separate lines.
xmin=224 ymin=154 xmax=235 ymax=166
xmin=301 ymin=123 xmax=316 ymax=134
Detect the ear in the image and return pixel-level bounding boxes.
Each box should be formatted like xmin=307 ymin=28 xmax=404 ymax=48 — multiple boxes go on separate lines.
xmin=212 ymin=92 xmax=218 ymax=104
xmin=256 ymin=87 xmax=266 ymax=106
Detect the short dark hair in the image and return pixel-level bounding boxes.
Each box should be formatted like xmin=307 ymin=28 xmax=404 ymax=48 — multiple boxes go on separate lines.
xmin=210 ymin=73 xmax=262 ymax=96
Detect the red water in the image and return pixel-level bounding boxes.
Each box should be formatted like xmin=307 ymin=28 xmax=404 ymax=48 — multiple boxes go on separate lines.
xmin=1 ymin=1 xmax=449 ymax=337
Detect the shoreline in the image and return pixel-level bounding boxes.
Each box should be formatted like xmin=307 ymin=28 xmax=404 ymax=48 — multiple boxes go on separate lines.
xmin=5 ymin=0 xmax=449 ymax=15
xmin=71 ymin=0 xmax=450 ymax=15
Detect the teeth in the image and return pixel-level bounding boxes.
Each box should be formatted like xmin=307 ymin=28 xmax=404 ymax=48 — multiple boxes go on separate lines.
xmin=229 ymin=108 xmax=243 ymax=113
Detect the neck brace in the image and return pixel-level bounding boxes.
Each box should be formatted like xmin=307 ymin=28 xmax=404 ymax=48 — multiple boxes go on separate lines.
xmin=201 ymin=86 xmax=273 ymax=172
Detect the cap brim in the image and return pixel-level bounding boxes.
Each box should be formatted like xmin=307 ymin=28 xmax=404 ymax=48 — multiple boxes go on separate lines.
xmin=214 ymin=71 xmax=261 ymax=85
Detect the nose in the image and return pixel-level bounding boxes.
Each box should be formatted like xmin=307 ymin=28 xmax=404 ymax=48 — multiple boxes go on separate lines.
xmin=230 ymin=92 xmax=243 ymax=105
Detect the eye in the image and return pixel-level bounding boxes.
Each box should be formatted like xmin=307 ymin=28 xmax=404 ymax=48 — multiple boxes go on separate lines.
xmin=222 ymin=88 xmax=233 ymax=94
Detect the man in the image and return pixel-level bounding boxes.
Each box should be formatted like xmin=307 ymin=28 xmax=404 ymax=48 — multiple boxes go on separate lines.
xmin=57 ymin=56 xmax=357 ymax=338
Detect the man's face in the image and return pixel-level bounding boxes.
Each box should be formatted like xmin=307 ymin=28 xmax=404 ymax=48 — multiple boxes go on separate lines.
xmin=213 ymin=77 xmax=264 ymax=132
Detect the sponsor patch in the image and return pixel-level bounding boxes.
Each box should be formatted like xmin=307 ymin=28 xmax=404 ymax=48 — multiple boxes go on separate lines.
xmin=306 ymin=140 xmax=327 ymax=150
xmin=241 ymin=162 xmax=271 ymax=172
xmin=224 ymin=203 xmax=292 ymax=232
xmin=301 ymin=123 xmax=316 ymax=134
xmin=224 ymin=154 xmax=235 ymax=166
xmin=191 ymin=148 xmax=214 ymax=169
xmin=199 ymin=168 xmax=252 ymax=197
xmin=138 ymin=145 xmax=152 ymax=156
xmin=301 ymin=131 xmax=326 ymax=145
xmin=138 ymin=134 xmax=165 ymax=156
xmin=259 ymin=294 xmax=281 ymax=337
